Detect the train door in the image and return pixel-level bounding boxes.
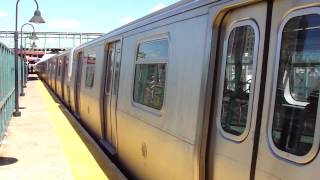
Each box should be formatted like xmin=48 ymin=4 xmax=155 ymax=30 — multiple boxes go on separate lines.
xmin=51 ymin=59 xmax=57 ymax=89
xmin=54 ymin=58 xmax=58 ymax=92
xmin=48 ymin=61 xmax=52 ymax=87
xmin=57 ymin=58 xmax=62 ymax=97
xmin=49 ymin=60 xmax=54 ymax=88
xmin=254 ymin=2 xmax=320 ymax=180
xmin=206 ymin=2 xmax=267 ymax=180
xmin=102 ymin=41 xmax=121 ymax=154
xmin=74 ymin=52 xmax=83 ymax=118
xmin=63 ymin=56 xmax=69 ymax=105
xmin=61 ymin=56 xmax=66 ymax=100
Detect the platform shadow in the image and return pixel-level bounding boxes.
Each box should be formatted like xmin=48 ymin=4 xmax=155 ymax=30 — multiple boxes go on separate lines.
xmin=28 ymin=76 xmax=39 ymax=81
xmin=0 ymin=157 xmax=18 ymax=166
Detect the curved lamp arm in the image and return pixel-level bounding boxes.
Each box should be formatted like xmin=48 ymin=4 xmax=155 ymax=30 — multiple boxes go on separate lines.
xmin=15 ymin=0 xmax=42 ymax=32
xmin=20 ymin=23 xmax=35 ymax=49
xmin=33 ymin=0 xmax=39 ymax=10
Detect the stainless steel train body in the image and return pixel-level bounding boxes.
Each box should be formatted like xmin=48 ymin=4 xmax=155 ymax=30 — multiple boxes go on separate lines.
xmin=35 ymin=60 xmax=48 ymax=82
xmin=55 ymin=50 xmax=74 ymax=106
xmin=36 ymin=0 xmax=320 ymax=179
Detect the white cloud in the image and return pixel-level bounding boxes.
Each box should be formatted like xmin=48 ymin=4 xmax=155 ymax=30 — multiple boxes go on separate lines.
xmin=120 ymin=16 xmax=136 ymax=25
xmin=0 ymin=11 xmax=8 ymax=18
xmin=48 ymin=19 xmax=81 ymax=29
xmin=150 ymin=3 xmax=167 ymax=13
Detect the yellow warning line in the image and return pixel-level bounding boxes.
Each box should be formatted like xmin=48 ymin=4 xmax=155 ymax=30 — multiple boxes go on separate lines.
xmin=37 ymin=81 xmax=108 ymax=180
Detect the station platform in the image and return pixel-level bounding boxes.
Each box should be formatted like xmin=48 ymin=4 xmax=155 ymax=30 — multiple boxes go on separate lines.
xmin=0 ymin=75 xmax=126 ymax=180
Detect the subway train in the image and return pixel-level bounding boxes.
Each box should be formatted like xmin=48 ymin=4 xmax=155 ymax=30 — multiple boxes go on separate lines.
xmin=35 ymin=0 xmax=320 ymax=179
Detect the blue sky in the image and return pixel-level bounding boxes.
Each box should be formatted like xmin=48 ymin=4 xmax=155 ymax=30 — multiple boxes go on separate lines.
xmin=0 ymin=0 xmax=180 ymax=33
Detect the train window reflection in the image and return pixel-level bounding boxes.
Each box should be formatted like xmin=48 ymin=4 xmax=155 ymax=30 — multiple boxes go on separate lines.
xmin=85 ymin=51 xmax=96 ymax=88
xmin=58 ymin=59 xmax=61 ymax=76
xmin=133 ymin=38 xmax=168 ymax=110
xmin=220 ymin=25 xmax=256 ymax=136
xmin=137 ymin=39 xmax=168 ymax=61
xmin=272 ymin=14 xmax=320 ymax=156
xmin=64 ymin=57 xmax=68 ymax=78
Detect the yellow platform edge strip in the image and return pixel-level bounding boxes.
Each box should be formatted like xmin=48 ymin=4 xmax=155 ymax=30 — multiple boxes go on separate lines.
xmin=38 ymin=81 xmax=108 ymax=180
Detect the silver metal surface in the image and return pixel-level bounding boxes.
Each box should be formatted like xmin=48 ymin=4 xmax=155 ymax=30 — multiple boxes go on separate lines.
xmin=35 ymin=0 xmax=320 ymax=179
xmin=206 ymin=2 xmax=267 ymax=179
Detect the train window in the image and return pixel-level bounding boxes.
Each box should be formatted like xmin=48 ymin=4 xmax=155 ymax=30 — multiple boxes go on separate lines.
xmin=218 ymin=20 xmax=259 ymax=141
xmin=85 ymin=51 xmax=96 ymax=88
xmin=133 ymin=38 xmax=168 ymax=110
xmin=271 ymin=10 xmax=320 ymax=162
xmin=137 ymin=39 xmax=168 ymax=61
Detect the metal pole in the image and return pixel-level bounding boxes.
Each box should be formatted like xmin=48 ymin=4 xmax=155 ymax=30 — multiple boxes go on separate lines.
xmin=24 ymin=51 xmax=28 ymax=86
xmin=20 ymin=32 xmax=25 ymax=95
xmin=19 ymin=41 xmax=25 ymax=96
xmin=13 ymin=0 xmax=21 ymax=116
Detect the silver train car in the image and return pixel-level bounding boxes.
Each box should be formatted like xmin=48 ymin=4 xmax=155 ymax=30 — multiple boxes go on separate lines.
xmin=36 ymin=0 xmax=320 ymax=179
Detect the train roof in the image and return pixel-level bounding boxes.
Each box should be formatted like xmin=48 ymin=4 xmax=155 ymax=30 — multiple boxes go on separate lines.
xmin=35 ymin=48 xmax=75 ymax=64
xmin=74 ymin=0 xmax=223 ymax=50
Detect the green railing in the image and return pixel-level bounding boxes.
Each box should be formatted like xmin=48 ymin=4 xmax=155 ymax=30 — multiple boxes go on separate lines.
xmin=0 ymin=42 xmax=23 ymax=143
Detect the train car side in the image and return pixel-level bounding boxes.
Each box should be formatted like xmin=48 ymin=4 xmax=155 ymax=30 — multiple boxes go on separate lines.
xmin=35 ymin=0 xmax=320 ymax=179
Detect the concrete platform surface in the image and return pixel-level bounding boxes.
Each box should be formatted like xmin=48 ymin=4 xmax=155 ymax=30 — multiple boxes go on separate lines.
xmin=0 ymin=75 xmax=125 ymax=180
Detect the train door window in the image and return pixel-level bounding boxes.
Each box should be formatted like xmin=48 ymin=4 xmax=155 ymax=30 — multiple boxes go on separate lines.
xmin=58 ymin=59 xmax=62 ymax=76
xmin=85 ymin=50 xmax=96 ymax=88
xmin=217 ymin=20 xmax=259 ymax=141
xmin=270 ymin=9 xmax=320 ymax=163
xmin=133 ymin=38 xmax=168 ymax=110
xmin=56 ymin=60 xmax=59 ymax=76
xmin=64 ymin=56 xmax=68 ymax=76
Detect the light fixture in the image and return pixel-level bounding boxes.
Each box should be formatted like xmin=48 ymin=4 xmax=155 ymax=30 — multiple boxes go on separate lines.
xmin=29 ymin=32 xmax=38 ymax=40
xmin=29 ymin=9 xmax=45 ymax=24
xmin=31 ymin=41 xmax=37 ymax=49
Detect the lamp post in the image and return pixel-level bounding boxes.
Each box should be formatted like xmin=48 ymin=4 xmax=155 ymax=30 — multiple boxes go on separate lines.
xmin=13 ymin=0 xmax=45 ymax=117
xmin=20 ymin=23 xmax=38 ymax=96
xmin=26 ymin=32 xmax=39 ymax=86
